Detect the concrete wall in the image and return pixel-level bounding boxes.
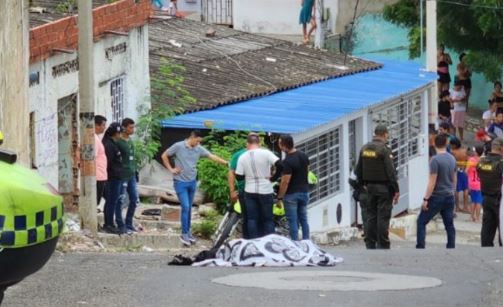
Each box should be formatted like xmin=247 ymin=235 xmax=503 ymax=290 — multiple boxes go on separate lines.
xmin=300 ymin=85 xmax=431 ymax=233
xmin=233 ymin=0 xmax=338 ymax=35
xmin=335 ymin=0 xmax=398 ymax=34
xmin=0 ymin=0 xmax=30 ymax=165
xmin=28 ymin=25 xmax=150 ymax=188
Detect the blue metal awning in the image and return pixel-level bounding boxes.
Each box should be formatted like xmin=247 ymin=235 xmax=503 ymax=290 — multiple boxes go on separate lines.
xmin=161 ymin=59 xmax=437 ymax=134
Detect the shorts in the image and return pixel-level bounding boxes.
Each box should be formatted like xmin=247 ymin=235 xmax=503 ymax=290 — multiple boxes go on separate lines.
xmin=456 ymin=170 xmax=468 ymax=192
xmin=458 ymin=78 xmax=472 ymax=89
xmin=469 ymin=190 xmax=483 ymax=204
xmin=438 ymin=72 xmax=451 ymax=84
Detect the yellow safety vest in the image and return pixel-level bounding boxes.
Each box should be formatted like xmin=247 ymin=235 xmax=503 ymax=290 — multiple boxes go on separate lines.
xmin=0 ymin=161 xmax=63 ymax=248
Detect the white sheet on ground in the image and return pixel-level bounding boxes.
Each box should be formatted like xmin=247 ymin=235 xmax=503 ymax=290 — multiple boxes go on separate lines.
xmin=193 ymin=234 xmax=344 ymax=267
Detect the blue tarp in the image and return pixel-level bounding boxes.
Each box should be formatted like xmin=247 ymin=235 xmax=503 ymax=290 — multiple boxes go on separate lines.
xmin=161 ymin=59 xmax=437 ymax=134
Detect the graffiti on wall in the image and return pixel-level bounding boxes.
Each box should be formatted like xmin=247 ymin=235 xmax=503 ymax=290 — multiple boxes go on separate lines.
xmin=36 ymin=113 xmax=58 ymax=168
xmin=105 ymin=42 xmax=127 ymax=60
xmin=52 ymin=58 xmax=79 ymax=78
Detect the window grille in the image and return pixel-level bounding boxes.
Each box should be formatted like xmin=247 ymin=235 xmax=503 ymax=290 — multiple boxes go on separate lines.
xmin=371 ymin=95 xmax=423 ymax=179
xmin=111 ymin=77 xmax=124 ymax=123
xmin=297 ymin=126 xmax=342 ymax=203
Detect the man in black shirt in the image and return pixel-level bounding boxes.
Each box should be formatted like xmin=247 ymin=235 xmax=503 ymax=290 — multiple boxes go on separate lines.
xmin=277 ymin=134 xmax=310 ymax=241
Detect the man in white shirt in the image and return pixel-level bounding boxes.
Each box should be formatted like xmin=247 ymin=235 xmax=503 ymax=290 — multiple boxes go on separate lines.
xmin=236 ymin=133 xmax=281 ymax=239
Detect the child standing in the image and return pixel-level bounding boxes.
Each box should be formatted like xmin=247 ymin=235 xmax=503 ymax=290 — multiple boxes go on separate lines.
xmin=467 ymin=145 xmax=484 ymax=222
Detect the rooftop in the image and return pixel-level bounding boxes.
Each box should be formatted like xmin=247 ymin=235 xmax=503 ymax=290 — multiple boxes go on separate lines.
xmin=161 ymin=59 xmax=437 ymax=134
xmin=149 ymin=18 xmax=382 ymax=113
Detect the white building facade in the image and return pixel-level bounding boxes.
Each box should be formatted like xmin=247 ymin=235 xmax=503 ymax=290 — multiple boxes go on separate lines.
xmin=28 ymin=25 xmax=150 ymax=197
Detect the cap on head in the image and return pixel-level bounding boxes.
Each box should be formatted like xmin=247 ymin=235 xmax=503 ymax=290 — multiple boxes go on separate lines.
xmin=374 ymin=125 xmax=388 ymax=136
xmin=496 ymin=108 xmax=503 ymax=116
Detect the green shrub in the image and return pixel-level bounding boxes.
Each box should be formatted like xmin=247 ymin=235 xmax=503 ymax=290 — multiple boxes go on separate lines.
xmin=197 ymin=131 xmax=253 ymax=213
xmin=192 ymin=219 xmax=217 ymax=239
xmin=133 ymin=58 xmax=196 ymax=168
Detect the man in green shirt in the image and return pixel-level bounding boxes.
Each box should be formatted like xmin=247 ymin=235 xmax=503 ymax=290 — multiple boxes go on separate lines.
xmin=228 ymin=145 xmax=248 ymax=239
xmin=116 ymin=118 xmax=138 ymax=234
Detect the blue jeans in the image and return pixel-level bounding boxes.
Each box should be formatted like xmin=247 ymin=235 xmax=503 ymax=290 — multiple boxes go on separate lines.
xmin=104 ymin=179 xmax=123 ymax=227
xmin=174 ymin=180 xmax=197 ymax=235
xmin=245 ymin=192 xmax=274 ymax=239
xmin=115 ymin=177 xmax=138 ymax=229
xmin=416 ymin=194 xmax=456 ymax=249
xmin=284 ymin=192 xmax=310 ymax=240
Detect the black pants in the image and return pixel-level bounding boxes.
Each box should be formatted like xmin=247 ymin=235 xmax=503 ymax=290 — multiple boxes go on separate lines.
xmin=359 ymin=190 xmax=369 ymax=236
xmin=238 ymin=192 xmax=249 ymax=239
xmin=481 ymin=195 xmax=501 ymax=247
xmin=365 ymin=184 xmax=392 ymax=249
xmin=0 ymin=237 xmax=58 ymax=304
xmin=97 ymin=180 xmax=107 ymax=206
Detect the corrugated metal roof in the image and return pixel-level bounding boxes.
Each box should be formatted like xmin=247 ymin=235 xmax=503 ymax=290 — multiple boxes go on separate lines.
xmin=149 ymin=18 xmax=382 ymax=112
xmin=161 ymin=59 xmax=437 ymax=134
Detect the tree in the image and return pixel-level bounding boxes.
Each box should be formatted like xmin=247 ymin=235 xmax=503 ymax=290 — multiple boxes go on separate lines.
xmin=383 ymin=0 xmax=503 ymax=81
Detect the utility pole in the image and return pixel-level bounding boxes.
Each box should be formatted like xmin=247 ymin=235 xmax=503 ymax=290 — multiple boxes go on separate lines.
xmin=78 ymin=0 xmax=97 ymax=236
xmin=420 ymin=0 xmax=424 ymax=59
xmin=314 ymin=0 xmax=324 ymax=49
xmin=0 ymin=0 xmax=30 ymax=165
xmin=426 ymin=0 xmax=438 ymax=126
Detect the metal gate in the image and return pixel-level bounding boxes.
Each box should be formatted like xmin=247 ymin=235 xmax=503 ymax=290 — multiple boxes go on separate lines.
xmin=202 ymin=0 xmax=233 ymax=26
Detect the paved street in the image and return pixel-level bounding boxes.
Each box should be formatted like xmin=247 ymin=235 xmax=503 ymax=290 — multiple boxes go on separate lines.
xmin=3 ymin=241 xmax=503 ymax=307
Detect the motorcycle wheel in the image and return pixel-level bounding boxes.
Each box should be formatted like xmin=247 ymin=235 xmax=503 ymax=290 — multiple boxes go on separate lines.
xmin=213 ymin=212 xmax=240 ymax=250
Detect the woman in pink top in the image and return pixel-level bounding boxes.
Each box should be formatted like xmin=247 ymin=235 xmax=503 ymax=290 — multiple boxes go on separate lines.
xmin=95 ymin=115 xmax=108 ymax=206
xmin=466 ymin=146 xmax=484 ymax=222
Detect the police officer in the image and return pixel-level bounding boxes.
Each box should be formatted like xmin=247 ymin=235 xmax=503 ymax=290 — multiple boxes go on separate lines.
xmin=477 ymin=137 xmax=503 ymax=247
xmin=355 ymin=125 xmax=399 ymax=249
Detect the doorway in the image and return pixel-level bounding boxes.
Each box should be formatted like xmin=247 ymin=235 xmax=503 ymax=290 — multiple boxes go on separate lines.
xmin=58 ymin=94 xmax=79 ymax=210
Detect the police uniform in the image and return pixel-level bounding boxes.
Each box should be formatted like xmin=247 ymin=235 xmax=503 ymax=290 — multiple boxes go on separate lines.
xmin=355 ymin=129 xmax=399 ymax=249
xmin=0 ymin=151 xmax=63 ymax=303
xmin=477 ymin=152 xmax=503 ymax=247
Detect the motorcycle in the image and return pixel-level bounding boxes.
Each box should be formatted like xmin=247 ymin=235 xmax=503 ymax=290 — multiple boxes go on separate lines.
xmin=212 ymin=171 xmax=318 ymax=250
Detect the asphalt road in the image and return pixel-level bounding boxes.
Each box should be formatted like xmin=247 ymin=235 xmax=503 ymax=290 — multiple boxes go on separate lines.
xmin=3 ymin=241 xmax=503 ymax=307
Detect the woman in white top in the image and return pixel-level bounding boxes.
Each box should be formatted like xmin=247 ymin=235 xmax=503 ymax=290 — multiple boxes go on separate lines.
xmin=450 ymin=80 xmax=467 ymax=141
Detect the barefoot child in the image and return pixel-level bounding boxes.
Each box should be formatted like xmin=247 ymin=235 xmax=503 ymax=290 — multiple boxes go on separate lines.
xmin=467 ymin=145 xmax=483 ymax=222
xmin=450 ymin=138 xmax=470 ymax=213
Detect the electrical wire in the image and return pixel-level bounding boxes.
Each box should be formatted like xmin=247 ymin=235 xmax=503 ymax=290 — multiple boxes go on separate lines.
xmin=429 ymin=0 xmax=503 ymax=10
xmin=344 ymin=0 xmax=361 ymax=65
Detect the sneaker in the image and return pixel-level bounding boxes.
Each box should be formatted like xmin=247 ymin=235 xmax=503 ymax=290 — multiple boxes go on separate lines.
xmin=117 ymin=226 xmax=128 ymax=235
xmin=101 ymin=225 xmax=120 ymax=235
xmin=126 ymin=225 xmax=138 ymax=233
xmin=180 ymin=234 xmax=191 ymax=247
xmin=188 ymin=233 xmax=197 ymax=244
